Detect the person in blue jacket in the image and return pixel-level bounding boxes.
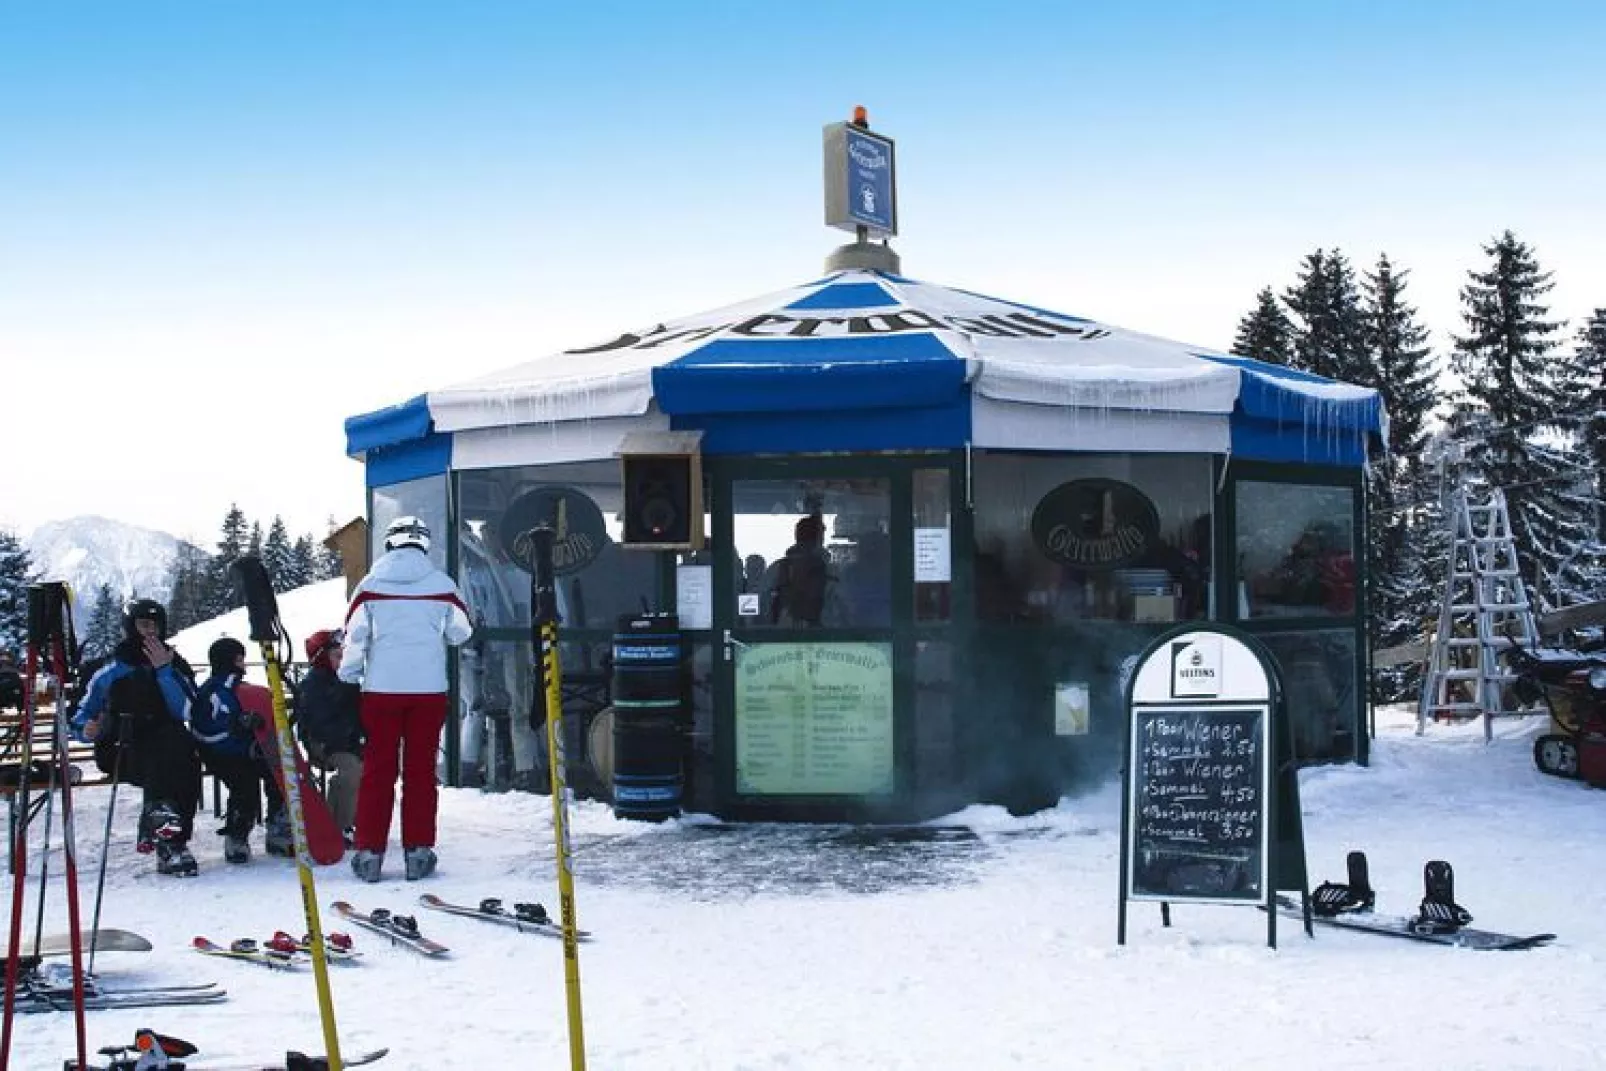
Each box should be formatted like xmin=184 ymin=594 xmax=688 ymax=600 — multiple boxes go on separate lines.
xmin=188 ymin=637 xmax=289 ymax=864
xmin=72 ymin=599 xmax=202 ymax=877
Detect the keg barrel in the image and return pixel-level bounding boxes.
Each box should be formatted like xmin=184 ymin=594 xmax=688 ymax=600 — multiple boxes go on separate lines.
xmin=611 ymin=613 xmax=684 ymax=820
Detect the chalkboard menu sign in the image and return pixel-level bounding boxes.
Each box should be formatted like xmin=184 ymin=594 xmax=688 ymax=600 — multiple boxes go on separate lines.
xmin=735 ymin=642 xmax=895 ymax=796
xmin=1128 ymin=707 xmax=1266 ymax=902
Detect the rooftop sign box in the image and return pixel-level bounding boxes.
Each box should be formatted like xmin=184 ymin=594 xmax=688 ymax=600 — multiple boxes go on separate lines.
xmin=823 ymin=120 xmax=898 ymax=237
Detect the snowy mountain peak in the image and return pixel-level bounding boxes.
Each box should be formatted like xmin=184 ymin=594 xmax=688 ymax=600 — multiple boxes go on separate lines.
xmin=25 ymin=515 xmax=203 ymax=603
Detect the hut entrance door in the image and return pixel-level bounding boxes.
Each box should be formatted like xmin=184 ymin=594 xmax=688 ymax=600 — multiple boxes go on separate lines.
xmin=711 ymin=459 xmax=917 ymax=818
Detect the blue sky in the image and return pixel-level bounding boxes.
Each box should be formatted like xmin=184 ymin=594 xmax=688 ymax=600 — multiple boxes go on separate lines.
xmin=2 ymin=1 xmax=1603 ymax=542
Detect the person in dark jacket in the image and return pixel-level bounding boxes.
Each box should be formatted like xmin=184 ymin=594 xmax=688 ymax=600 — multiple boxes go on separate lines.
xmin=297 ymin=628 xmax=363 ymax=837
xmin=0 ymin=650 xmax=22 ymax=713
xmin=71 ymin=599 xmax=202 ymax=877
xmin=189 ymin=637 xmax=289 ymax=863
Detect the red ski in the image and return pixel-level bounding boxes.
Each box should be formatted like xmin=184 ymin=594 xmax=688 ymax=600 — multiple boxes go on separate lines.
xmin=237 ymin=684 xmax=345 ymax=865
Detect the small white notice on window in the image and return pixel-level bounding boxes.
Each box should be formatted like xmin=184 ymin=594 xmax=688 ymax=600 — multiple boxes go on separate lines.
xmin=914 ymin=527 xmax=951 ymax=583
xmin=675 ymin=565 xmax=712 ymax=630
xmin=737 ymin=592 xmax=761 ymax=617
xmin=1055 ymin=682 xmax=1090 ymax=736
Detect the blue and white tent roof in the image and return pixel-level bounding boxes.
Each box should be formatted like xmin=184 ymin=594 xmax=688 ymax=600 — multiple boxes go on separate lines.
xmin=347 ymin=269 xmax=1385 ymax=483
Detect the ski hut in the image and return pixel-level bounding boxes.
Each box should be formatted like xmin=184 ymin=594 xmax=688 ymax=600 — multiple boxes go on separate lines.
xmin=343 ymin=119 xmax=1385 ymax=821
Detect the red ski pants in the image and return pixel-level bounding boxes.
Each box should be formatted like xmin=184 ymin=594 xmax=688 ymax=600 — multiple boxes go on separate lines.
xmin=354 ymin=692 xmax=447 ymax=853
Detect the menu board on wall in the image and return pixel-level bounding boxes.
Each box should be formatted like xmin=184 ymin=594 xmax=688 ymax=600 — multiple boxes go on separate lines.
xmin=735 ymin=642 xmax=895 ymax=796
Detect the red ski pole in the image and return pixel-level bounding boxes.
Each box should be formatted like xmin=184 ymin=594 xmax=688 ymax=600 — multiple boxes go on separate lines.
xmin=45 ymin=584 xmax=90 ymax=1068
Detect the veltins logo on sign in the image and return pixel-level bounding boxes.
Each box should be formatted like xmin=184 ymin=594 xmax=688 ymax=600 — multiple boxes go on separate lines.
xmin=846 ymin=129 xmax=894 ymax=232
xmin=1030 ymin=479 xmax=1161 ymax=571
xmin=1170 ymin=636 xmax=1224 ymax=699
xmin=498 ymin=486 xmax=610 ymax=576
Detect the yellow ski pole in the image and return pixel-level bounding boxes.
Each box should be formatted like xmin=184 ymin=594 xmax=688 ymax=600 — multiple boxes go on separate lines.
xmin=234 ymin=555 xmax=343 ymax=1071
xmin=529 ymin=526 xmax=587 ymax=1070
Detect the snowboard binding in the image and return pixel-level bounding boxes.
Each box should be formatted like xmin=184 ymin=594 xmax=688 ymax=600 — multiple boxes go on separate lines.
xmin=1410 ymin=859 xmax=1473 ymax=935
xmin=1310 ymin=850 xmax=1376 ymax=917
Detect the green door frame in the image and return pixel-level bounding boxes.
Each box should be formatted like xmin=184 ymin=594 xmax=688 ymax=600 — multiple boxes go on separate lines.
xmin=707 ymin=452 xmax=966 ymax=821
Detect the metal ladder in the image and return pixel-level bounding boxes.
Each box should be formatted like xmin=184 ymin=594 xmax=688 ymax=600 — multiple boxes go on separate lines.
xmin=1417 ymin=487 xmax=1539 ymax=739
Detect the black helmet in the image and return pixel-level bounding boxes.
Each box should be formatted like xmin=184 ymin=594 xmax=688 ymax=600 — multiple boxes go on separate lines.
xmin=122 ymin=599 xmax=168 ymax=640
xmin=208 ymin=637 xmax=247 ymax=675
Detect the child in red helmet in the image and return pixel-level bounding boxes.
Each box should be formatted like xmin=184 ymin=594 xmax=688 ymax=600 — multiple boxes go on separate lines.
xmin=296 ymin=628 xmax=364 ymax=838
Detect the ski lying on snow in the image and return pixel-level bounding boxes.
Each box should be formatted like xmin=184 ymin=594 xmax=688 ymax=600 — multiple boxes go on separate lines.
xmin=25 ymin=977 xmax=224 ymax=999
xmin=1273 ymin=896 xmax=1556 ymax=951
xmin=17 ymin=987 xmax=228 ymax=1013
xmin=192 ymin=936 xmax=298 ymax=969
xmin=80 ymin=1046 xmax=388 ymax=1070
xmin=416 ymin=894 xmax=593 ymax=941
xmin=330 ymin=901 xmax=448 ymax=956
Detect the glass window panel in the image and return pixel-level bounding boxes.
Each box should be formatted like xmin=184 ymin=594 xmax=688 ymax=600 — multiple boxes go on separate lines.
xmin=971 ymin=454 xmax=1213 ymax=625
xmin=457 ymin=462 xmax=659 ymax=630
xmin=371 ymin=475 xmax=448 ymax=570
xmin=1254 ymin=629 xmax=1358 ymax=762
xmin=1236 ymin=482 xmax=1357 ymax=619
xmin=731 ymin=478 xmax=892 ymax=629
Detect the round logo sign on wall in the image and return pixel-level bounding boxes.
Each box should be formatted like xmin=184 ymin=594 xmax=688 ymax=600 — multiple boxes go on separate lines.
xmin=498 ymin=486 xmax=610 ymax=576
xmin=1030 ymin=479 xmax=1160 ymax=571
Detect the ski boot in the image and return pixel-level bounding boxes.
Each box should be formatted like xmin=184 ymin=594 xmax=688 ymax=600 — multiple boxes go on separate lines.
xmin=265 ymin=813 xmax=295 ymax=857
xmin=137 ymin=803 xmax=184 ymax=855
xmin=223 ymin=833 xmax=251 ymax=864
xmin=404 ymin=845 xmax=437 ymax=881
xmin=1410 ymin=859 xmax=1473 ymax=935
xmin=350 ymin=849 xmax=384 ymax=883
xmin=514 ymin=901 xmax=550 ymax=925
xmin=155 ymin=833 xmax=198 ymax=877
xmin=1311 ymin=850 xmax=1376 ymax=916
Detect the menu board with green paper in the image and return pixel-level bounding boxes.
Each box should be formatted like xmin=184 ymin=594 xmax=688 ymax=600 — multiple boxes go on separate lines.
xmin=735 ymin=642 xmax=895 ymax=796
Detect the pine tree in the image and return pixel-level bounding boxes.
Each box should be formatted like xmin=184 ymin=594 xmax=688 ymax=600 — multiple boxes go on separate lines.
xmin=0 ymin=529 xmax=34 ymax=656
xmin=262 ymin=516 xmax=298 ymax=591
xmin=1233 ymin=287 xmax=1295 ymax=366
xmin=202 ymin=505 xmax=252 ymax=620
xmin=83 ymin=583 xmax=123 ymax=659
xmin=165 ymin=545 xmax=213 ymax=634
xmin=318 ymin=516 xmax=345 ymax=582
xmin=1284 ymin=249 xmax=1371 ymax=384
xmin=1451 ymin=231 xmax=1581 ymax=608
xmin=247 ymin=521 xmax=263 ymax=559
xmin=1572 ymin=309 xmax=1606 ymax=549
xmin=290 ymin=535 xmax=318 ymax=588
xmin=1360 ymin=255 xmax=1443 ymax=697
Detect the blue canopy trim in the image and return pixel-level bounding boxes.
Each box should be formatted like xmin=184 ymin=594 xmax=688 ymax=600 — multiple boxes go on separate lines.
xmin=345 ymin=394 xmax=434 ymax=457
xmin=653 ymin=333 xmax=967 ymax=416
xmin=1230 ymin=418 xmax=1368 ymax=467
xmin=1196 ymin=353 xmax=1384 ymax=434
xmin=672 ymin=399 xmax=969 ymax=454
xmin=364 ymin=431 xmax=452 ymax=488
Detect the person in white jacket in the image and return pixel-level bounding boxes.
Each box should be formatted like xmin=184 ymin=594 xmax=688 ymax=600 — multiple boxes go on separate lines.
xmin=340 ymin=516 xmax=473 ymax=882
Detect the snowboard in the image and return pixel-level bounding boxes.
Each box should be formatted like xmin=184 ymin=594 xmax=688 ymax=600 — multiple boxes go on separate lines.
xmin=1275 ymin=896 xmax=1554 ymax=950
xmin=417 ymin=894 xmax=593 ymax=941
xmin=238 ymin=682 xmax=345 ymax=865
xmin=330 ymin=902 xmax=448 ymax=957
xmin=3 ymin=928 xmax=151 ymax=959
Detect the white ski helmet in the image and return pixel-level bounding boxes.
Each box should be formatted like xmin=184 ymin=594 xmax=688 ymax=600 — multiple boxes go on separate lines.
xmin=384 ymin=515 xmax=432 ymax=554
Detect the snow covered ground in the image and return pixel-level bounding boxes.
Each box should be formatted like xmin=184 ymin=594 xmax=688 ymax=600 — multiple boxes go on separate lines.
xmin=8 ymin=706 xmax=1606 ymax=1070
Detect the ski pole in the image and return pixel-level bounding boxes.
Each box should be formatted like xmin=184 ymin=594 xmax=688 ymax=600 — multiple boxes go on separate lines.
xmin=233 ymin=555 xmax=343 ymax=1071
xmin=529 ymin=525 xmax=587 ymax=1071
xmin=28 ymin=694 xmax=60 ymax=966
xmin=87 ymin=713 xmax=130 ymax=977
xmin=0 ymin=613 xmax=44 ymax=1064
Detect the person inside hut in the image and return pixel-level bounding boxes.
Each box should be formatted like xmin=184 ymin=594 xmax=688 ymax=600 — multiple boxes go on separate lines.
xmin=769 ymin=513 xmax=835 ymax=627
